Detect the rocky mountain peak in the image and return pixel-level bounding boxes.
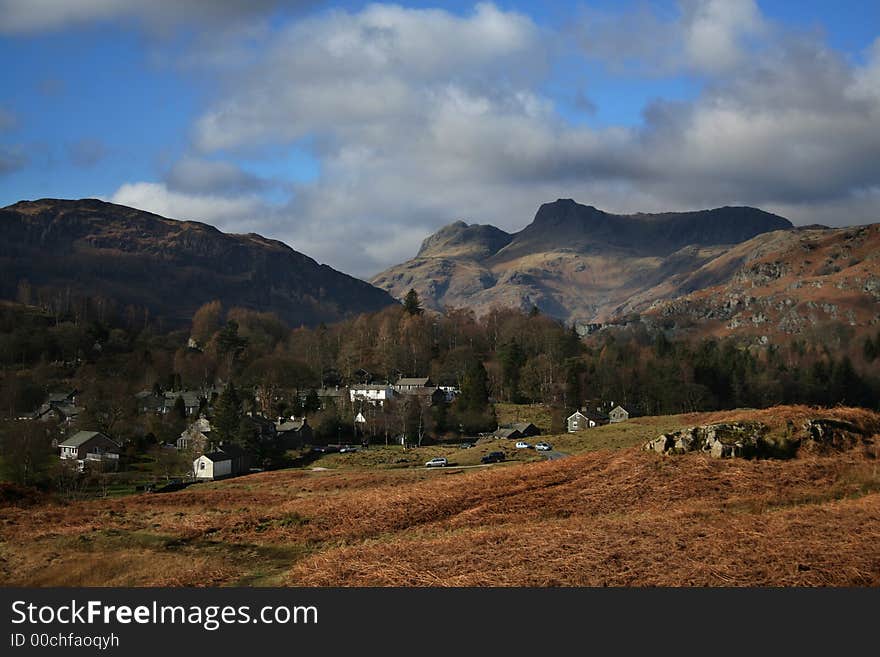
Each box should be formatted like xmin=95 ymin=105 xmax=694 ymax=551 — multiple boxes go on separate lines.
xmin=416 ymin=220 xmax=513 ymax=259
xmin=372 ymin=198 xmax=800 ymax=324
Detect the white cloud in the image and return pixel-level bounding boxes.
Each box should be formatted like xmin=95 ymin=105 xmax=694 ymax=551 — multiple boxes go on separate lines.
xmin=680 ymin=0 xmax=766 ymax=74
xmin=850 ymin=37 xmax=880 ymax=102
xmin=107 ymin=2 xmax=880 ymax=278
xmin=193 ymin=2 xmax=544 ymax=152
xmin=109 ymin=182 xmax=267 ymax=233
xmin=575 ymin=0 xmax=766 ymax=76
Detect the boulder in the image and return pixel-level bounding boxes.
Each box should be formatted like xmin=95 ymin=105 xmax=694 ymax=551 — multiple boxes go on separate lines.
xmin=673 ymin=429 xmax=697 ymax=454
xmin=645 ymin=434 xmax=672 ymax=454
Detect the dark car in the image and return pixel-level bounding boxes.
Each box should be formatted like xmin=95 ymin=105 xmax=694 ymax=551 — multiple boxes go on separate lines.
xmin=481 ymin=451 xmax=505 ymax=464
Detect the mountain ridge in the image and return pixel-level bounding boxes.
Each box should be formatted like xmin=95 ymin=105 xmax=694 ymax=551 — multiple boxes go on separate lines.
xmin=0 ymin=198 xmax=395 ymax=328
xmin=371 ymin=199 xmax=795 ymax=325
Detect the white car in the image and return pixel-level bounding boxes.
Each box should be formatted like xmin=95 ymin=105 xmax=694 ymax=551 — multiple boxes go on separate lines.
xmin=535 ymin=442 xmax=552 ymax=451
xmin=515 ymin=441 xmax=532 ymax=449
xmin=425 ymin=457 xmax=448 ymax=468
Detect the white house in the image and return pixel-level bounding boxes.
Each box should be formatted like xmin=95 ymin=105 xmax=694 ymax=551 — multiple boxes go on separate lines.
xmin=567 ymin=411 xmax=596 ymax=432
xmin=193 ymin=444 xmax=250 ymax=481
xmin=349 ymin=384 xmax=395 ymax=407
xmin=193 ymin=452 xmax=230 ymax=481
xmin=609 ymin=405 xmax=629 ymax=423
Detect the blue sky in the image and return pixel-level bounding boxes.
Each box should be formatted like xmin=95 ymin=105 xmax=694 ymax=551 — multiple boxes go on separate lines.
xmin=1 ymin=1 xmax=879 ymax=277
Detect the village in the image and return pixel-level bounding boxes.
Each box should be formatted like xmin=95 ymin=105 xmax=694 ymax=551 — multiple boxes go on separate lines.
xmin=25 ymin=375 xmax=630 ymax=493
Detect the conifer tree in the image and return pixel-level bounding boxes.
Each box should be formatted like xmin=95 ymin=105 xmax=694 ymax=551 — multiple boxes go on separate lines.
xmin=212 ymin=382 xmax=242 ymax=445
xmin=403 ymin=289 xmax=423 ymax=316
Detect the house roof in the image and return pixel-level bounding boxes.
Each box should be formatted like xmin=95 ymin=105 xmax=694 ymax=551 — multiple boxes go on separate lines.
xmin=164 ymin=391 xmax=203 ymax=407
xmin=511 ymin=422 xmax=537 ymax=433
xmin=33 ymin=399 xmax=82 ymax=419
xmin=58 ymin=431 xmax=114 ymax=448
xmin=396 ymin=377 xmax=430 ymax=386
xmin=567 ymin=411 xmax=588 ymax=421
xmin=351 ymin=384 xmax=393 ymax=391
xmin=610 ymin=405 xmax=628 ymax=414
xmin=201 ymin=443 xmax=247 ymax=462
xmin=55 ymin=404 xmax=83 ymax=417
xmin=201 ymin=451 xmax=229 ymax=462
xmin=493 ymin=427 xmax=521 ymax=439
xmin=398 ymin=386 xmax=441 ymax=396
xmin=276 ymin=419 xmax=307 ymax=432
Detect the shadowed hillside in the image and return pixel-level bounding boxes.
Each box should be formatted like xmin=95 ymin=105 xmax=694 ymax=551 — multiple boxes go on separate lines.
xmin=0 ymin=198 xmax=394 ymax=328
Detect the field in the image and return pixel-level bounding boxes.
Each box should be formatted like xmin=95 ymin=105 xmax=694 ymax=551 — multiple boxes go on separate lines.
xmin=1 ymin=405 xmax=879 ymax=587
xmin=299 ymin=440 xmax=543 ymax=470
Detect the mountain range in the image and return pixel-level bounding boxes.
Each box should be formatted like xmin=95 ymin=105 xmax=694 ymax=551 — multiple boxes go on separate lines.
xmin=3 ymin=197 xmax=876 ymax=344
xmin=371 ymin=199 xmax=795 ymax=326
xmin=0 ymin=198 xmax=394 ymax=328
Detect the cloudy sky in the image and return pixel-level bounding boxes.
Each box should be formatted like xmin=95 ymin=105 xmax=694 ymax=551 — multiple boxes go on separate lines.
xmin=1 ymin=1 xmax=879 ymax=278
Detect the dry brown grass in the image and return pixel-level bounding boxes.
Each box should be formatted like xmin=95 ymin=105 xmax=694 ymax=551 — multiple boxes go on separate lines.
xmin=2 ymin=406 xmax=879 ymax=587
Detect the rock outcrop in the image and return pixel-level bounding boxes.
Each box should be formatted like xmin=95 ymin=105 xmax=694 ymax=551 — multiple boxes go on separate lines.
xmin=645 ymin=422 xmax=769 ymax=458
xmin=645 ymin=418 xmax=875 ymax=459
xmin=799 ymin=418 xmax=873 ymax=454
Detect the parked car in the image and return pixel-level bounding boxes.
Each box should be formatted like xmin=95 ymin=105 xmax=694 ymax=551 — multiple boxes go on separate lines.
xmin=459 ymin=442 xmax=474 ymax=449
xmin=535 ymin=442 xmax=552 ymax=451
xmin=339 ymin=445 xmax=358 ymax=453
xmin=425 ymin=457 xmax=448 ymax=468
xmin=515 ymin=441 xmax=532 ymax=449
xmin=481 ymin=451 xmax=505 ymax=464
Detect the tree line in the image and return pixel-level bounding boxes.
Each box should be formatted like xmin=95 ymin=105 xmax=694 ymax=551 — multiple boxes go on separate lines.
xmin=1 ymin=290 xmax=879 ymax=488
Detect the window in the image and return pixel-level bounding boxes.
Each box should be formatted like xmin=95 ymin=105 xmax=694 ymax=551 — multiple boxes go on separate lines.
xmin=200 ymin=462 xmax=205 ymax=470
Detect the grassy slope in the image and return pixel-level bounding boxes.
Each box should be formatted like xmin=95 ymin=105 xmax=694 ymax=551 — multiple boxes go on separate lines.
xmin=1 ymin=405 xmax=879 ymax=587
xmin=302 ymin=440 xmax=543 ymax=470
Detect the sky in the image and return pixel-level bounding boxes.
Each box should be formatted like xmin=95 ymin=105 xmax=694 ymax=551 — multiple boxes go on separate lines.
xmin=1 ymin=0 xmax=879 ymax=278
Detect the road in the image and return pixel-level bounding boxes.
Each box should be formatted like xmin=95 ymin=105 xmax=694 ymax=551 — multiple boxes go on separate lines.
xmin=543 ymin=450 xmax=569 ymax=461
